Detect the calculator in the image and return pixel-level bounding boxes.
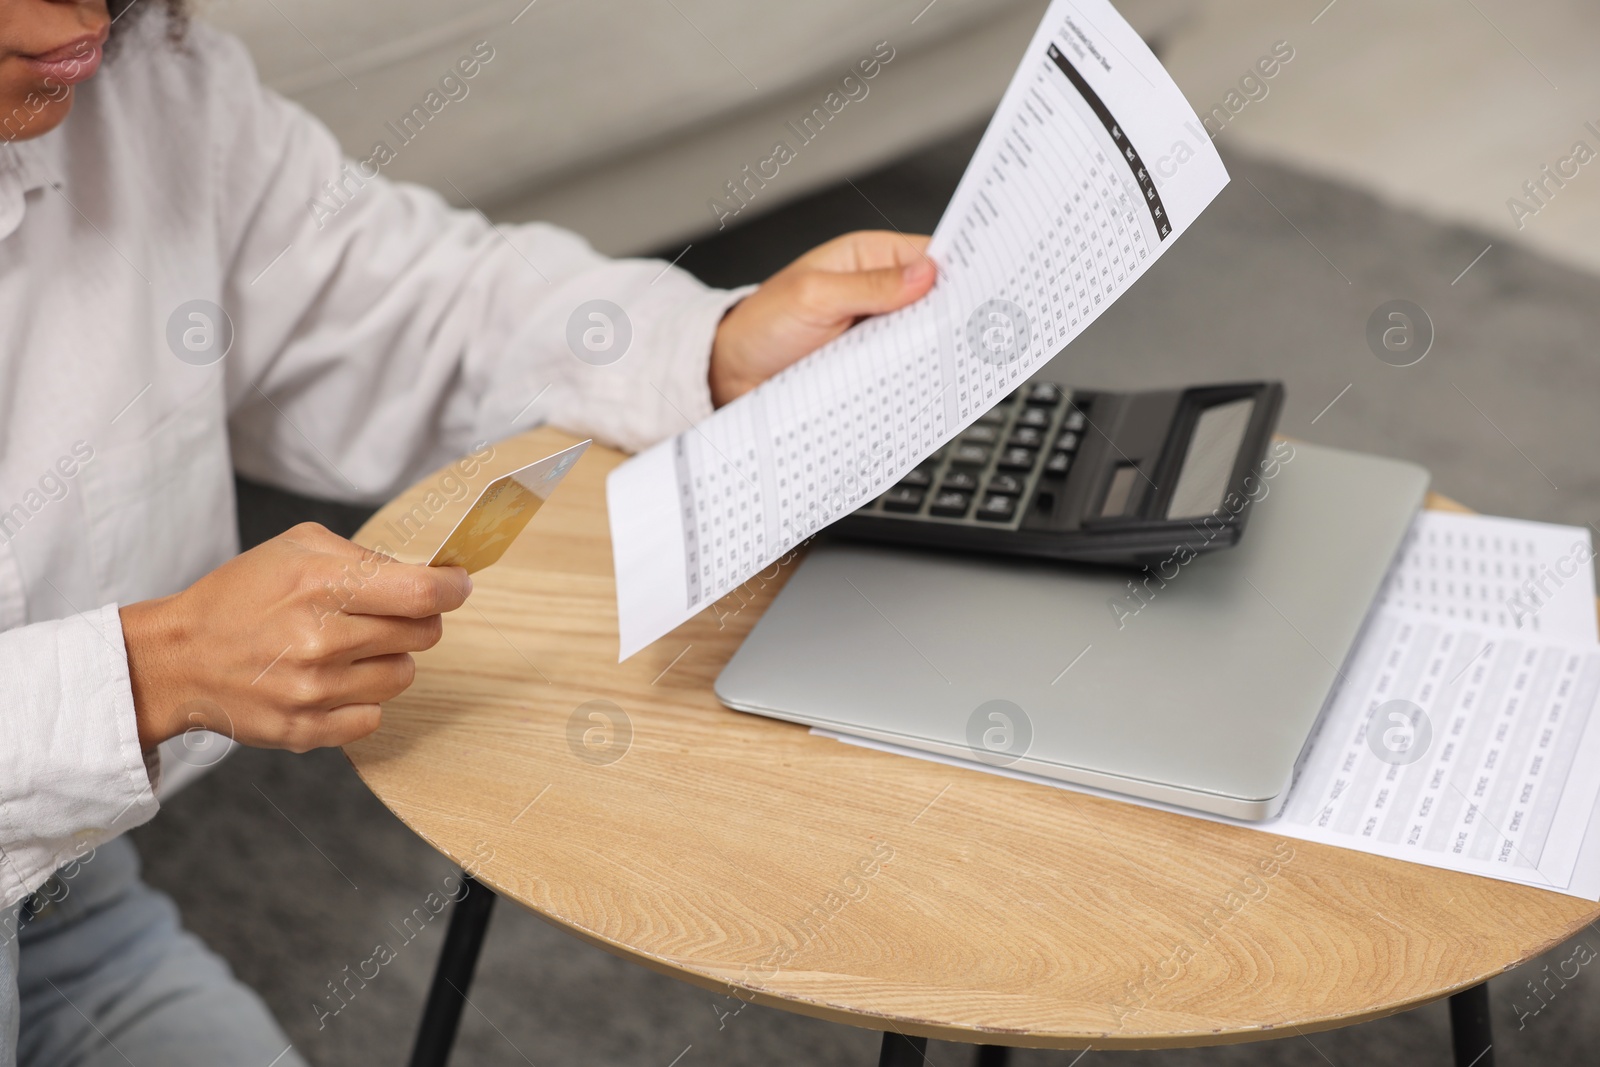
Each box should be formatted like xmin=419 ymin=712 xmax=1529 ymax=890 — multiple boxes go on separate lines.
xmin=831 ymin=380 xmax=1285 ymax=566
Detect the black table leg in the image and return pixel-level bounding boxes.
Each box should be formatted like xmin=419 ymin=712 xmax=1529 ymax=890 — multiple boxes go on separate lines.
xmin=975 ymin=1046 xmax=1010 ymax=1067
xmin=408 ymin=874 xmax=497 ymax=1067
xmin=1448 ymin=982 xmax=1494 ymax=1067
xmin=879 ymin=1032 xmax=928 ymax=1067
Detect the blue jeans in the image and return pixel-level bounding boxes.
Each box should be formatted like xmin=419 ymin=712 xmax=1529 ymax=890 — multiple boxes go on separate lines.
xmin=0 ymin=836 xmax=308 ymax=1067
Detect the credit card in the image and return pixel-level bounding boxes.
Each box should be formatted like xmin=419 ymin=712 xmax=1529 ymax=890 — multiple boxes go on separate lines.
xmin=428 ymin=440 xmax=590 ymax=573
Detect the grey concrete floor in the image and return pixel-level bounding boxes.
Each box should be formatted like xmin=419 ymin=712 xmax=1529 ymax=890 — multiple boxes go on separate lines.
xmin=133 ymin=129 xmax=1600 ymax=1066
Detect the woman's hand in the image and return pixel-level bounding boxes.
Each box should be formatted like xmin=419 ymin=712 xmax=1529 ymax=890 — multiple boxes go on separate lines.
xmin=708 ymin=230 xmax=936 ymax=406
xmin=120 ymin=522 xmax=470 ymax=753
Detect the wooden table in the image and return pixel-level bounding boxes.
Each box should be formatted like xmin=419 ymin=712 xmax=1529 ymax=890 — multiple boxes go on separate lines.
xmin=348 ymin=426 xmax=1600 ymax=1067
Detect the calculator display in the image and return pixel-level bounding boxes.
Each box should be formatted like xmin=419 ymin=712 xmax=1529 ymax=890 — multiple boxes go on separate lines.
xmin=1166 ymin=397 xmax=1255 ymax=519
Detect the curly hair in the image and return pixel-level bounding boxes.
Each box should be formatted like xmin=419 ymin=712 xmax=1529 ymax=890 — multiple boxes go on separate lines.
xmin=106 ymin=0 xmax=190 ymax=53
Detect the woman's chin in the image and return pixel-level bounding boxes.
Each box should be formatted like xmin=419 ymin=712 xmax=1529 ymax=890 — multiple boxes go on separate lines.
xmin=0 ymin=85 xmax=74 ymax=142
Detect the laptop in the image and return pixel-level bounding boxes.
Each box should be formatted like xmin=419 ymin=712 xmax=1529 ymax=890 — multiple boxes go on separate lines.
xmin=715 ymin=441 xmax=1428 ymax=820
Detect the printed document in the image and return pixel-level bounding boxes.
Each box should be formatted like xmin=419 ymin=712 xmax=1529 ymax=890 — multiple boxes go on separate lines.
xmin=1377 ymin=510 xmax=1596 ymax=643
xmin=607 ymin=0 xmax=1229 ymax=658
xmin=1274 ymin=606 xmax=1600 ymax=896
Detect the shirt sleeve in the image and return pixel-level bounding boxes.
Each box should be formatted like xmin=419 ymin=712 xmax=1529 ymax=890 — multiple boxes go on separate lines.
xmin=0 ymin=606 xmax=160 ymax=909
xmin=206 ymin=29 xmax=749 ymax=505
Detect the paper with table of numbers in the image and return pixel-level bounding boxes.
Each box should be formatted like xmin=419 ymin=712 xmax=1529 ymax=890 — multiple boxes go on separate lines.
xmin=1270 ymin=607 xmax=1600 ymax=896
xmin=606 ymin=0 xmax=1229 ymax=658
xmin=1376 ymin=510 xmax=1597 ymax=644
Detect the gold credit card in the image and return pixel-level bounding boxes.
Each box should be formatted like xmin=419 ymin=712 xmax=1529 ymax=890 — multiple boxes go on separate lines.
xmin=428 ymin=440 xmax=590 ymax=573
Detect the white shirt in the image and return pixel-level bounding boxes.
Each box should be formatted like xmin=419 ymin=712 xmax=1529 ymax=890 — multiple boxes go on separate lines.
xmin=0 ymin=15 xmax=745 ymax=908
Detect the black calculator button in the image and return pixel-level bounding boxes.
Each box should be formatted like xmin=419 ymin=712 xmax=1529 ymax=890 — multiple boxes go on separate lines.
xmin=1016 ymin=407 xmax=1051 ymax=429
xmin=1008 ymin=427 xmax=1044 ymax=449
xmin=985 ymin=473 xmax=1025 ymax=495
xmin=929 ymin=490 xmax=973 ymax=517
xmin=940 ymin=469 xmax=979 ymax=492
xmin=1044 ymin=452 xmax=1071 ymax=477
xmin=1054 ymin=431 xmax=1079 ymax=452
xmin=900 ymin=466 xmax=934 ymax=488
xmin=951 ymin=443 xmax=991 ymax=466
xmin=976 ymin=407 xmax=1007 ymax=425
xmin=1063 ymin=409 xmax=1086 ymax=432
xmin=997 ymin=447 xmax=1039 ymax=471
xmin=1026 ymin=382 xmax=1063 ymax=405
xmin=976 ymin=493 xmax=1018 ymax=521
xmin=962 ymin=425 xmax=1000 ymax=445
xmin=882 ymin=486 xmax=925 ymax=512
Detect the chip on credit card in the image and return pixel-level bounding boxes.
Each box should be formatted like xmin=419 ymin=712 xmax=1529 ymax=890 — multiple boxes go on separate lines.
xmin=428 ymin=440 xmax=590 ymax=573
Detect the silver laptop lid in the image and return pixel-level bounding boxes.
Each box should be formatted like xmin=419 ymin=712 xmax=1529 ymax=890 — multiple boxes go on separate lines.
xmin=716 ymin=441 xmax=1428 ymax=820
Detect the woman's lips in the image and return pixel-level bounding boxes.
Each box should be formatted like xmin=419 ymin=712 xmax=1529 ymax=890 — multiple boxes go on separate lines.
xmin=20 ymin=33 xmax=106 ymax=87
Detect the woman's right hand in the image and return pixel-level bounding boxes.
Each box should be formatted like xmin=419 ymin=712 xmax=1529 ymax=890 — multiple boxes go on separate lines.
xmin=119 ymin=522 xmax=471 ymax=753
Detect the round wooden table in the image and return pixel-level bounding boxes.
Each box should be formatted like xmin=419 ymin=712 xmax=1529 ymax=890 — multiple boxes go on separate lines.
xmin=347 ymin=426 xmax=1600 ymax=1066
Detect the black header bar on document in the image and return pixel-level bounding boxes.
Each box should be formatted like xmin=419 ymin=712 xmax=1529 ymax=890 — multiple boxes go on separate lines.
xmin=1046 ymin=42 xmax=1171 ymax=240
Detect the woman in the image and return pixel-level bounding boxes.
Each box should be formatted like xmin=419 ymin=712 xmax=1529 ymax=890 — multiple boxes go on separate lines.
xmin=0 ymin=0 xmax=937 ymax=1063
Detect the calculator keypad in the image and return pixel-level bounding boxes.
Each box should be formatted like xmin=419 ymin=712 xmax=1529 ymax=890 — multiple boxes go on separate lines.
xmin=976 ymin=493 xmax=1018 ymax=521
xmin=930 ymin=490 xmax=972 ymax=517
xmin=941 ymin=469 xmax=979 ymax=492
xmin=881 ymin=485 xmax=925 ymax=512
xmin=860 ymin=386 xmax=1084 ymax=530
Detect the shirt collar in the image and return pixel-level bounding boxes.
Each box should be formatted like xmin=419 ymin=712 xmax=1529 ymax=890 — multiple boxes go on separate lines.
xmin=0 ymin=122 xmax=68 ymax=242
xmin=1 ymin=123 xmax=68 ymax=194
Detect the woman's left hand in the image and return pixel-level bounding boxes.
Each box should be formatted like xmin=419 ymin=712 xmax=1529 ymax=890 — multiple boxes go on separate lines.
xmin=708 ymin=230 xmax=937 ymax=406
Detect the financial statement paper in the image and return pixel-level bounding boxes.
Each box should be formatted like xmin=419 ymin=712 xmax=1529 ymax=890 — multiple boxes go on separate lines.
xmin=607 ymin=0 xmax=1229 ymax=658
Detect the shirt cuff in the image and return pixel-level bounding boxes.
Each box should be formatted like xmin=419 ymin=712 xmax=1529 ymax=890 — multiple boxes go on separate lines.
xmin=637 ymin=282 xmax=758 ymax=434
xmin=0 ymin=604 xmax=161 ymax=908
